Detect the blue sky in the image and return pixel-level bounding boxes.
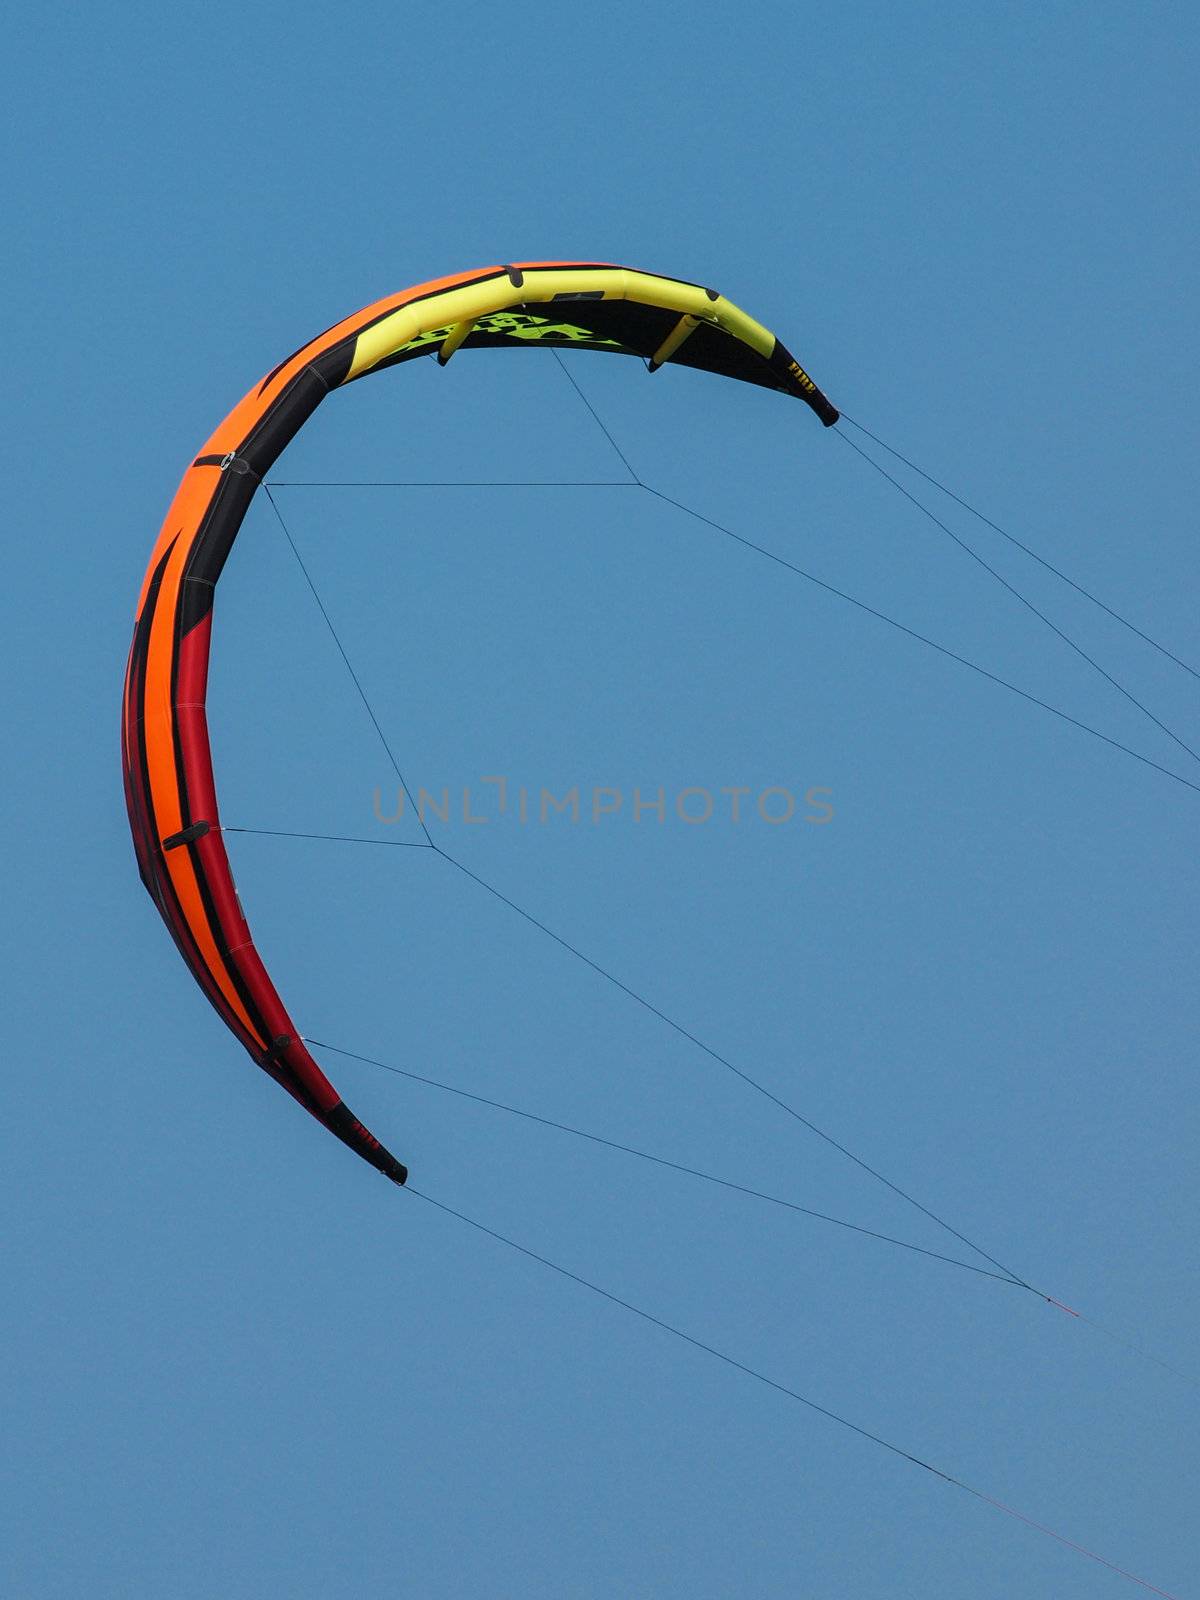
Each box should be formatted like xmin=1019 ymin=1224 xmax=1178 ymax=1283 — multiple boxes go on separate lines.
xmin=3 ymin=4 xmax=1197 ymax=1596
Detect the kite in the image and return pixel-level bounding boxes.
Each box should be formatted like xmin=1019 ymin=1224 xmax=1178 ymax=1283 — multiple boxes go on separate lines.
xmin=121 ymin=261 xmax=838 ymax=1184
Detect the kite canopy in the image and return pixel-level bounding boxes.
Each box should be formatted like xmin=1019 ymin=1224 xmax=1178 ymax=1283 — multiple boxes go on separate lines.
xmin=121 ymin=260 xmax=837 ymax=1185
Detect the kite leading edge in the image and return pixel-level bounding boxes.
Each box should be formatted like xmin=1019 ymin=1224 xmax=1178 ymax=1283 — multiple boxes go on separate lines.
xmin=121 ymin=260 xmax=837 ymax=1184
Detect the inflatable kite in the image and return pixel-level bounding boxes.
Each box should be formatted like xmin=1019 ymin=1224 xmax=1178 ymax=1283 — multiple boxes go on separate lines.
xmin=122 ymin=261 xmax=838 ymax=1185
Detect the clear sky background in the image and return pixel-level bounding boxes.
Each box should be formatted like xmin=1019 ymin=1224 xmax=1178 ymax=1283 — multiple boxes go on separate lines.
xmin=3 ymin=4 xmax=1197 ymax=1597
